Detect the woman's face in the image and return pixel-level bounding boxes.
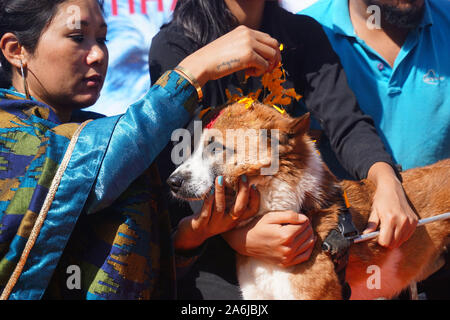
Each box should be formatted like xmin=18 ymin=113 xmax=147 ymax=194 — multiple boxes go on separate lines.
xmin=24 ymin=0 xmax=108 ymax=114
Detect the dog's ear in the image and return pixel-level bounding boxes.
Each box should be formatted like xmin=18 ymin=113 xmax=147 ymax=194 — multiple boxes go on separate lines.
xmin=289 ymin=112 xmax=310 ymax=136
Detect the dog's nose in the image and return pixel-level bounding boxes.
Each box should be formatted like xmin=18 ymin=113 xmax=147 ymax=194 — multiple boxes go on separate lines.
xmin=167 ymin=175 xmax=183 ymax=192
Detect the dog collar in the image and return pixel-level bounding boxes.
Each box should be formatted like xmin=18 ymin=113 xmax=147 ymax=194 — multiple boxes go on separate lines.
xmin=322 ymin=191 xmax=359 ymax=300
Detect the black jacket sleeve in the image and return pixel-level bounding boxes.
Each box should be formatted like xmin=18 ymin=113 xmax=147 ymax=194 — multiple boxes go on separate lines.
xmin=149 ymin=25 xmax=231 ymax=109
xmin=149 ymin=26 xmax=193 ymax=85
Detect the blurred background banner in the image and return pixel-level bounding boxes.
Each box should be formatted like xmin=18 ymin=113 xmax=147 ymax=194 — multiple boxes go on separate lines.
xmin=88 ymin=0 xmax=317 ymax=115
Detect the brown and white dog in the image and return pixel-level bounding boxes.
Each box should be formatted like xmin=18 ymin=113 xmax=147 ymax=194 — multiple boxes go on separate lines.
xmin=168 ymin=101 xmax=450 ymax=300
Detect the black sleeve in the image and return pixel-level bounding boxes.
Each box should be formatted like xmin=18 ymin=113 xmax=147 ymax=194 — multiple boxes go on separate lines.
xmin=294 ymin=15 xmax=396 ymax=180
xmin=149 ymin=26 xmax=194 ymax=85
xmin=149 ymin=26 xmax=229 ymax=108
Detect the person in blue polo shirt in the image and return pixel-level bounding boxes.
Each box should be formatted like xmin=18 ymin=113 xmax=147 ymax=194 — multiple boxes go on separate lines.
xmin=303 ymin=0 xmax=449 ymax=170
xmin=302 ymin=0 xmax=449 ymax=299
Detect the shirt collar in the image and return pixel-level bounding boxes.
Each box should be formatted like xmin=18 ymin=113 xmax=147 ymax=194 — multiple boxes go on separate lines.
xmin=331 ymin=0 xmax=357 ymax=37
xmin=419 ymin=0 xmax=433 ymax=29
xmin=332 ymin=0 xmax=434 ymax=37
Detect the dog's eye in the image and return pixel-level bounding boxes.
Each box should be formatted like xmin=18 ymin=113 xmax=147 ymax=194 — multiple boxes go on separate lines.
xmin=203 ymin=140 xmax=228 ymax=158
xmin=212 ymin=143 xmax=226 ymax=153
xmin=206 ymin=136 xmax=226 ymax=150
xmin=206 ymin=136 xmax=220 ymax=149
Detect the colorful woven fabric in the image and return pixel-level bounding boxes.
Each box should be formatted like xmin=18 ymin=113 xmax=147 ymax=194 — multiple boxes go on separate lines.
xmin=0 ymin=71 xmax=199 ymax=299
xmin=45 ymin=164 xmax=177 ymax=300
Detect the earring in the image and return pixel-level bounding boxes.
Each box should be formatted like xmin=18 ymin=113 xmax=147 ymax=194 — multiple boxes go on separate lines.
xmin=19 ymin=60 xmax=31 ymax=100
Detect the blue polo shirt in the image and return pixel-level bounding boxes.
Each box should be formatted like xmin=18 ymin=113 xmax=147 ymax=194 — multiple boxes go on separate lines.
xmin=301 ymin=0 xmax=450 ymax=170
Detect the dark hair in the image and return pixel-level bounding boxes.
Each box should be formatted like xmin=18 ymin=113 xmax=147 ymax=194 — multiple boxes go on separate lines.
xmin=168 ymin=0 xmax=240 ymax=50
xmin=0 ymin=0 xmax=104 ymax=87
xmin=169 ymin=0 xmax=280 ymax=50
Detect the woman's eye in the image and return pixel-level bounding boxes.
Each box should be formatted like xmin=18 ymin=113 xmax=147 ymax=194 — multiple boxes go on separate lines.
xmin=97 ymin=37 xmax=108 ymax=45
xmin=69 ymin=35 xmax=84 ymax=43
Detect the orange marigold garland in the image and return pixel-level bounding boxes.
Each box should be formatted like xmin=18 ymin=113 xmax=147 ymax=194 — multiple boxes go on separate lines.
xmin=226 ymin=44 xmax=302 ymax=115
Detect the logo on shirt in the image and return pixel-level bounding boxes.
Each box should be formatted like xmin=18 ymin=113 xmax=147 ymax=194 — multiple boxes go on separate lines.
xmin=423 ymin=70 xmax=445 ymax=85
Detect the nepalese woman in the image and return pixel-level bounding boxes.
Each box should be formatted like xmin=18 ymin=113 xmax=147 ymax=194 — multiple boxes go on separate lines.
xmin=0 ymin=0 xmax=283 ymax=299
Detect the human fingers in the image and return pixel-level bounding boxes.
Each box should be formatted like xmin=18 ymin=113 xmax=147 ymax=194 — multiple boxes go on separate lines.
xmin=254 ymin=35 xmax=282 ymax=71
xmin=247 ymin=28 xmax=280 ymax=47
xmin=289 ymin=223 xmax=314 ymax=248
xmin=293 ymin=232 xmax=317 ymax=257
xmin=403 ymin=213 xmax=418 ymax=244
xmin=196 ymin=189 xmax=215 ymax=227
xmin=282 ymin=241 xmax=315 ymax=267
xmin=249 ymin=33 xmax=281 ymax=69
xmin=377 ymin=213 xmax=395 ymax=248
xmin=214 ymin=176 xmax=226 ymax=214
xmin=394 ymin=195 xmax=418 ymax=247
xmin=279 ymin=229 xmax=317 ymax=268
xmin=240 ymin=50 xmax=270 ymax=78
xmin=239 ymin=184 xmax=260 ymax=221
xmin=392 ymin=211 xmax=418 ymax=248
xmin=278 ymin=220 xmax=313 ymax=250
xmin=177 ymin=26 xmax=281 ymax=85
xmin=206 ymin=26 xmax=278 ymax=78
xmin=229 ymin=175 xmax=250 ymax=221
xmin=263 ymin=210 xmax=309 ymax=225
xmin=363 ymin=210 xmax=380 ymax=234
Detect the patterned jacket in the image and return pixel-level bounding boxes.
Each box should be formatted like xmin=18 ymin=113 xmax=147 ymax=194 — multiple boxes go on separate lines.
xmin=0 ymin=71 xmax=199 ymax=299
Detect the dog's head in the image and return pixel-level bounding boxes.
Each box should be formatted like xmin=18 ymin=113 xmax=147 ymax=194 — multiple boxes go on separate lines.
xmin=167 ymin=101 xmax=314 ymax=201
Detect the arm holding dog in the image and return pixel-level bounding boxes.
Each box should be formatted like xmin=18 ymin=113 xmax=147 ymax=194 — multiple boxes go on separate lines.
xmin=295 ymin=19 xmax=418 ymax=250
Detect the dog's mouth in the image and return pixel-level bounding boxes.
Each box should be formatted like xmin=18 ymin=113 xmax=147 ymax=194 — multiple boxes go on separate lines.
xmin=170 ymin=189 xmax=212 ymax=202
xmin=167 ymin=172 xmax=214 ymax=201
xmin=167 ymin=173 xmax=238 ymax=210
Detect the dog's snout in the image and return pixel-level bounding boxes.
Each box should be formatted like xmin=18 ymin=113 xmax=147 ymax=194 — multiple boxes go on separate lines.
xmin=167 ymin=175 xmax=184 ymax=192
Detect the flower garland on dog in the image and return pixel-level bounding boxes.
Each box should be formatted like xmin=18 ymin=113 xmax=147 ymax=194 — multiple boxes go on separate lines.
xmin=225 ymin=44 xmax=302 ymax=115
xmin=201 ymin=45 xmax=303 ymax=129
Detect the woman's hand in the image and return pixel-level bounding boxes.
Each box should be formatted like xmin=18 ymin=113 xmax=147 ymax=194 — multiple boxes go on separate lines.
xmin=177 ymin=25 xmax=281 ymax=87
xmin=223 ymin=211 xmax=316 ymax=268
xmin=364 ymin=162 xmax=418 ymax=248
xmin=173 ymin=175 xmax=260 ymax=252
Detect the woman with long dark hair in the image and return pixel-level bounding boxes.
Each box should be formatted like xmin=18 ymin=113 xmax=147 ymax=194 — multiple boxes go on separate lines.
xmin=149 ymin=0 xmax=418 ymax=299
xmin=0 ymin=0 xmax=283 ymax=299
